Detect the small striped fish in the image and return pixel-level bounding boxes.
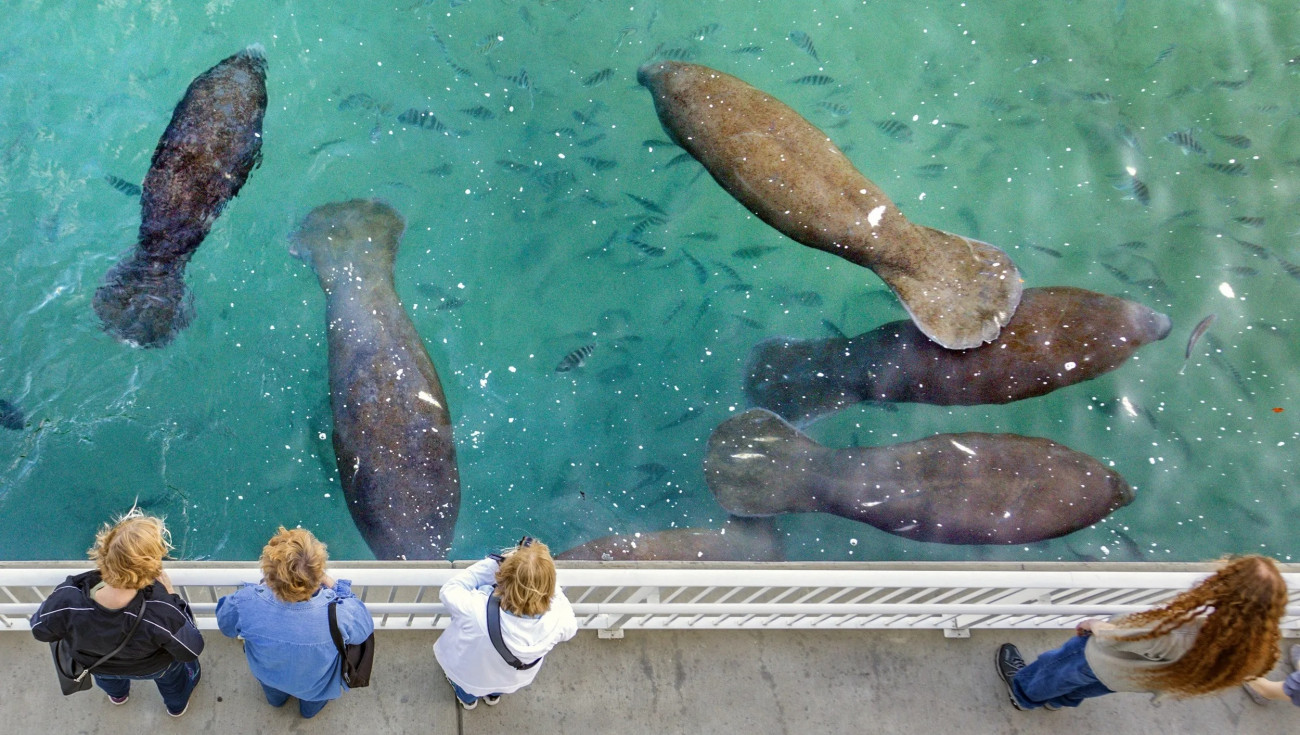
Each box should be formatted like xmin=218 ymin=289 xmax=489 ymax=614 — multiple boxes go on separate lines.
xmin=664 ymin=152 xmax=695 ymax=168
xmin=732 ymin=245 xmax=780 ymax=259
xmin=628 ymin=238 xmax=667 ymax=257
xmin=582 ymin=68 xmax=614 ymax=87
xmin=815 ymin=100 xmax=851 ymax=116
xmin=1213 ymin=132 xmax=1252 ymax=149
xmin=788 ymin=31 xmax=819 ymax=62
xmin=1205 ymin=161 xmax=1247 ymax=176
xmin=688 ymin=23 xmax=720 ymax=40
xmin=581 ymin=156 xmax=617 ymax=171
xmin=1232 ymin=216 xmax=1265 ymax=228
xmin=913 ymin=163 xmax=947 ymax=179
xmin=875 ymin=119 xmax=913 ymax=142
xmin=731 ymin=45 xmax=764 ymax=55
xmin=105 ymin=175 xmax=141 ymax=198
xmin=1164 ymin=130 xmax=1206 ymax=155
xmin=555 ymin=344 xmax=596 ymax=372
xmin=460 ymin=105 xmax=496 ymax=120
xmin=790 ymin=74 xmax=834 ymax=86
xmin=1112 ymin=172 xmax=1151 ymax=206
xmin=1116 ymin=240 xmax=1148 ymax=250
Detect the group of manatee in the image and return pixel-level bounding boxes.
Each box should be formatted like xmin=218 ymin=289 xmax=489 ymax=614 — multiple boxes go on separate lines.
xmin=91 ymin=47 xmax=1170 ymax=561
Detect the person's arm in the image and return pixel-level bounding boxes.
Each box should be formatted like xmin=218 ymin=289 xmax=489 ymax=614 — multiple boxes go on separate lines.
xmin=215 ymin=591 xmax=240 ymax=638
xmin=339 ymin=596 xmax=376 ymax=643
xmin=438 ymin=558 xmax=499 ymax=617
xmin=29 ymin=594 xmax=67 ymax=643
xmin=550 ymin=587 xmax=579 ymax=642
xmin=1074 ymin=618 xmax=1116 ymax=636
xmin=154 ymin=589 xmax=205 ymax=662
xmin=1246 ymin=677 xmax=1290 ymax=701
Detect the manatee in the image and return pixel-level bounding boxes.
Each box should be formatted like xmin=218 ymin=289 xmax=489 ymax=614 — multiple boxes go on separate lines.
xmin=747 ymin=286 xmax=1172 ymax=426
xmin=704 ymin=409 xmax=1133 ymax=545
xmin=638 ymin=61 xmax=1022 ymax=349
xmin=291 ymin=199 xmax=459 ymax=560
xmin=93 ymin=46 xmax=267 ymax=348
xmin=557 ymin=518 xmax=783 ymax=561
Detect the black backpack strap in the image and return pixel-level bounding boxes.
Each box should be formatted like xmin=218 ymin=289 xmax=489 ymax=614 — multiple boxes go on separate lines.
xmin=486 ymin=595 xmax=540 ymax=671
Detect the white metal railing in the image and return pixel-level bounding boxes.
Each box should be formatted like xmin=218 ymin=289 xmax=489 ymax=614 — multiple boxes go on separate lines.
xmin=3 ymin=563 xmax=1299 ymax=639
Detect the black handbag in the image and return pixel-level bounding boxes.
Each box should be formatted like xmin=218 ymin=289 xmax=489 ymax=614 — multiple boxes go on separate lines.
xmin=328 ymin=600 xmax=375 ymax=688
xmin=51 ymin=594 xmax=147 ymax=695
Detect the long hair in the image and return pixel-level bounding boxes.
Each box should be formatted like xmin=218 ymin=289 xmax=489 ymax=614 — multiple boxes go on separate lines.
xmin=88 ymin=509 xmax=172 ymax=590
xmin=1112 ymin=555 xmax=1288 ymax=696
xmin=260 ymin=527 xmax=329 ymax=602
xmin=496 ymin=541 xmax=556 ymax=617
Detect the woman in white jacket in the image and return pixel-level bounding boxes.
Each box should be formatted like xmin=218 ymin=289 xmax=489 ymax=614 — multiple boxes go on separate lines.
xmin=434 ymin=538 xmax=577 ymax=710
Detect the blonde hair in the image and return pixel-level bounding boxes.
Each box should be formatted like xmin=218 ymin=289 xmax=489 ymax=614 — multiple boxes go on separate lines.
xmin=88 ymin=509 xmax=172 ymax=590
xmin=260 ymin=527 xmax=329 ymax=602
xmin=1114 ymin=555 xmax=1288 ymax=697
xmin=496 ymin=541 xmax=556 ymax=617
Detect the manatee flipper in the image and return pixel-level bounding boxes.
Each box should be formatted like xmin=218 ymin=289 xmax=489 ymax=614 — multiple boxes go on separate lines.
xmin=638 ymin=61 xmax=1022 ymax=349
xmin=705 ymin=409 xmax=1134 ymax=545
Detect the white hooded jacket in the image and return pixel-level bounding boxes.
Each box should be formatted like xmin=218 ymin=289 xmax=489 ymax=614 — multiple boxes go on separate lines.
xmin=434 ymin=557 xmax=577 ymax=696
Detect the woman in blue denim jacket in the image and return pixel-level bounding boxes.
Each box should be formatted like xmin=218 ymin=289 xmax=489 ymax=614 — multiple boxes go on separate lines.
xmin=216 ymin=527 xmax=374 ymax=718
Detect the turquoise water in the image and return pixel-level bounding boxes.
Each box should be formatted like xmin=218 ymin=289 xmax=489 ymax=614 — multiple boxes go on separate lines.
xmin=0 ymin=0 xmax=1297 ymax=562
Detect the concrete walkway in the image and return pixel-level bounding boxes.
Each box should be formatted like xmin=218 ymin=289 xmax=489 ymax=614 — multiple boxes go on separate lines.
xmin=3 ymin=628 xmax=1297 ymax=734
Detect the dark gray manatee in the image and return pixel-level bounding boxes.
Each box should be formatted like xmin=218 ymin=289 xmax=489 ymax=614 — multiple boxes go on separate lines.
xmin=291 ymin=199 xmax=459 ymax=560
xmin=705 ymin=409 xmax=1133 ymax=545
xmin=93 ymin=46 xmax=267 ymax=348
xmin=747 ymin=286 xmax=1172 ymax=426
xmin=557 ymin=519 xmax=783 ymax=561
xmin=638 ymin=61 xmax=1022 ymax=350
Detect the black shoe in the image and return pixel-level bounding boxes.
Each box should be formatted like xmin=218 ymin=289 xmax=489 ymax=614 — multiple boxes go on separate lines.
xmin=996 ymin=643 xmax=1027 ymax=711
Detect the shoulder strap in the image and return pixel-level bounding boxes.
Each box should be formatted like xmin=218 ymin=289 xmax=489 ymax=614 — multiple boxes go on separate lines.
xmin=83 ymin=594 xmax=147 ymax=675
xmin=327 ymin=599 xmax=346 ymax=658
xmin=486 ymin=595 xmax=540 ymax=671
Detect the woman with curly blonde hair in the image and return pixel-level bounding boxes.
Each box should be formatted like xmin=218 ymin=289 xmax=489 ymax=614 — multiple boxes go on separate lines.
xmin=30 ymin=510 xmax=204 ymax=716
xmin=217 ymin=527 xmax=373 ymax=719
xmin=996 ymin=555 xmax=1288 ymax=710
xmin=434 ymin=537 xmax=577 ymax=710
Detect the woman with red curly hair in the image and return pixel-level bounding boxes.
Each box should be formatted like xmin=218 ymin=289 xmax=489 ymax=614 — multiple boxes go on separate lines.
xmin=996 ymin=555 xmax=1288 ymax=710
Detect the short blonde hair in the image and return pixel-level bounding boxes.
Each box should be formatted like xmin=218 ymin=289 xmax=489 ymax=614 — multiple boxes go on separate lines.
xmin=88 ymin=510 xmax=171 ymax=590
xmin=260 ymin=527 xmax=328 ymax=602
xmin=496 ymin=541 xmax=556 ymax=617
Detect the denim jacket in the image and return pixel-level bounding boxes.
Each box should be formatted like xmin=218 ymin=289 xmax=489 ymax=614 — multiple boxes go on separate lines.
xmin=217 ymin=579 xmax=373 ymax=701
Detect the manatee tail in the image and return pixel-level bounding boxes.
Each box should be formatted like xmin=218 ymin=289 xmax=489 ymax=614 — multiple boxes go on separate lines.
xmin=704 ymin=408 xmax=824 ymax=516
xmin=744 ymin=335 xmax=859 ymax=427
xmin=289 ymin=199 xmax=404 ymax=276
xmin=881 ymin=227 xmax=1022 ymax=350
xmin=93 ymin=252 xmax=194 ymax=348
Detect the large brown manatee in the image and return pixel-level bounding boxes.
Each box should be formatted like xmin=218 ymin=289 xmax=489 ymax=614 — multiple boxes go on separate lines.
xmin=94 ymin=46 xmax=267 ymax=348
xmin=747 ymin=287 xmax=1172 ymax=426
xmin=705 ymin=409 xmax=1132 ymax=545
xmin=291 ymin=200 xmax=459 ymax=560
xmin=638 ymin=61 xmax=1021 ymax=349
xmin=557 ymin=519 xmax=783 ymax=561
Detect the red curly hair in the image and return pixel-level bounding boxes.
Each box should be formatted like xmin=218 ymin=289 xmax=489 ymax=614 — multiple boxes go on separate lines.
xmin=1111 ymin=555 xmax=1288 ymax=696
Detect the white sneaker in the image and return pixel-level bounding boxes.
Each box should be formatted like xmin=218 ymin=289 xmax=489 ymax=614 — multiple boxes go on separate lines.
xmin=483 ymin=695 xmax=501 ymax=706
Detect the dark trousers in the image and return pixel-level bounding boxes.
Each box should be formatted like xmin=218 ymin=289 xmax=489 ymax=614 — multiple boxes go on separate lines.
xmin=94 ymin=659 xmax=200 ymax=713
xmin=261 ymin=682 xmax=330 ymax=718
xmin=1011 ymin=635 xmax=1114 ymax=709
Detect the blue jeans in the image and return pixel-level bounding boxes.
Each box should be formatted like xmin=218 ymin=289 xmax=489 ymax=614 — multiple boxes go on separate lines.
xmin=261 ymin=682 xmax=329 ymax=718
xmin=94 ymin=659 xmax=201 ymax=714
xmin=449 ymin=679 xmax=501 ymax=705
xmin=1011 ymin=635 xmax=1114 ymax=709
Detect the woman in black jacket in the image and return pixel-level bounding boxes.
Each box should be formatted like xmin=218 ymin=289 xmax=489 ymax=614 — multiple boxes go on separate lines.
xmin=31 ymin=510 xmax=204 ymax=716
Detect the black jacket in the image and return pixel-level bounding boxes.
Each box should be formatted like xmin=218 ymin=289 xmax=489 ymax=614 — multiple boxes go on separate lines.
xmin=31 ymin=570 xmax=204 ymax=675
